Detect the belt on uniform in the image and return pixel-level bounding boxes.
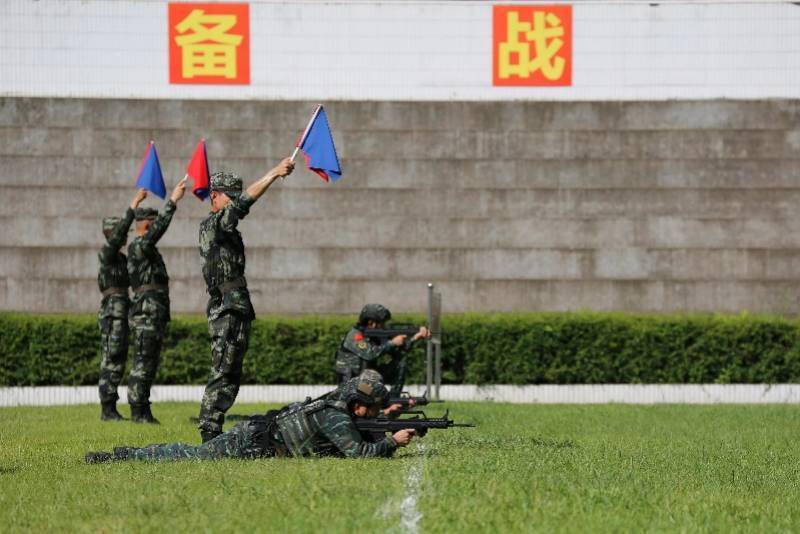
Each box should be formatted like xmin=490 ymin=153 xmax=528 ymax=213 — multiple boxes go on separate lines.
xmin=215 ymin=277 xmax=247 ymax=294
xmin=133 ymin=283 xmax=168 ymax=294
xmin=101 ymin=286 xmax=128 ymax=297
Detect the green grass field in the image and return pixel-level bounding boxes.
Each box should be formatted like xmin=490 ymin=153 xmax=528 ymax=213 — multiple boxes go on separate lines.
xmin=1 ymin=402 xmax=799 ymax=533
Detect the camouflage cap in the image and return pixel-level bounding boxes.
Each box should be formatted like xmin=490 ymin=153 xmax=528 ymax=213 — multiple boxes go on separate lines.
xmin=134 ymin=207 xmax=158 ymax=221
xmin=343 ymin=376 xmax=389 ymax=408
xmin=210 ymin=171 xmax=243 ymax=197
xmin=102 ymin=217 xmax=122 ymax=234
xmin=358 ymin=303 xmax=392 ymax=325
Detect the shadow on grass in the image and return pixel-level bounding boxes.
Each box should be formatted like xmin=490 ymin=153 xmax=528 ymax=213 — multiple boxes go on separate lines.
xmin=0 ymin=466 xmax=20 ymax=475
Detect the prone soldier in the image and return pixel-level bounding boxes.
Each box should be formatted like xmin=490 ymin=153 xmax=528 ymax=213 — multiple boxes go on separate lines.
xmin=335 ymin=303 xmax=430 ymax=395
xmin=86 ymin=375 xmax=417 ymax=462
xmin=196 ymin=159 xmax=295 ymax=443
xmin=97 ymin=188 xmax=147 ymax=420
xmin=126 ymin=177 xmax=187 ymax=423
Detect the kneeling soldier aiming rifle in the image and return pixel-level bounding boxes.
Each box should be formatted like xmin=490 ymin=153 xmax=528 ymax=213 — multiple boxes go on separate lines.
xmin=334 ymin=303 xmax=431 ymax=395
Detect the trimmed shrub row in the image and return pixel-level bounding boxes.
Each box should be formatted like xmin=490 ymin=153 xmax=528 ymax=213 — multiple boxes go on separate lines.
xmin=2 ymin=311 xmax=800 ymax=386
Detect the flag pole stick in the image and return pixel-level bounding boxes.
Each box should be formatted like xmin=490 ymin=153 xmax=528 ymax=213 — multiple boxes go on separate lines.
xmin=290 ymin=104 xmax=323 ymax=163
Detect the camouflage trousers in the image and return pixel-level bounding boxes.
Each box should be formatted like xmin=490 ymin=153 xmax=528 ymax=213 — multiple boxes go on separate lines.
xmin=198 ymin=312 xmax=252 ymax=433
xmin=98 ymin=303 xmax=129 ymax=403
xmin=126 ymin=420 xmax=272 ymax=461
xmin=128 ymin=310 xmax=168 ymax=406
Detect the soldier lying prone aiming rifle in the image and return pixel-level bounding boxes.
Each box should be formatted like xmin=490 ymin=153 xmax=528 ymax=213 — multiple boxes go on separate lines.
xmin=85 ymin=376 xmax=459 ymax=463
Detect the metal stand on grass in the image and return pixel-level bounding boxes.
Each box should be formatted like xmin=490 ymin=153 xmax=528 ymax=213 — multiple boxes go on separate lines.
xmin=425 ymin=283 xmax=443 ymax=401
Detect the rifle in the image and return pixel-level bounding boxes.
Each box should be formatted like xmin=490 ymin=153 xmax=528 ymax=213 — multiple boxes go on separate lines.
xmin=387 ymin=394 xmax=443 ymax=408
xmin=362 ymin=323 xmax=422 ymax=341
xmin=355 ymin=409 xmax=474 ymax=436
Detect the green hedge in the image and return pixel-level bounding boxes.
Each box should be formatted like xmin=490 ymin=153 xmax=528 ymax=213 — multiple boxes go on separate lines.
xmin=2 ymin=312 xmax=800 ymax=386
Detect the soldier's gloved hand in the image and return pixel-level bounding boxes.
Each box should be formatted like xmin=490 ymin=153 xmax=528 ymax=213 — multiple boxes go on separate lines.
xmin=390 ymin=334 xmax=407 ymax=347
xmin=392 ymin=429 xmax=416 ymax=447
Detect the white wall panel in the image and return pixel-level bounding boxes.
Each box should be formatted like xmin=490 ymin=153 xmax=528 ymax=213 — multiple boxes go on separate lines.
xmin=1 ymin=0 xmax=799 ymax=100
xmin=5 ymin=384 xmax=800 ymax=406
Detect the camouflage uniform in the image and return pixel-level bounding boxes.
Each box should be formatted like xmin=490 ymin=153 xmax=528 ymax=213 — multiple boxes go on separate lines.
xmin=197 ymin=172 xmax=257 ymax=437
xmin=126 ymin=203 xmax=176 ymax=411
xmin=335 ymin=327 xmax=417 ymax=396
xmin=106 ymin=377 xmax=398 ymax=461
xmin=97 ymin=210 xmax=134 ymax=407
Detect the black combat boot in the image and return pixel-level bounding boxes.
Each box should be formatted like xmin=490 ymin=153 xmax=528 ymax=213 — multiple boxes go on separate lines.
xmin=130 ymin=403 xmax=160 ymax=424
xmin=100 ymin=401 xmax=124 ymax=421
xmin=85 ymin=451 xmax=113 ymax=464
xmin=200 ymin=430 xmax=221 ymax=443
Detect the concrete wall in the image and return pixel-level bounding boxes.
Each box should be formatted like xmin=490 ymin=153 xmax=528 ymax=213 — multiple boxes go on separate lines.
xmin=1 ymin=97 xmax=799 ymax=315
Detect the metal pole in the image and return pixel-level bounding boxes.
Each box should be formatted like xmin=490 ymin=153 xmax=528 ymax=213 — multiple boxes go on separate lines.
xmin=284 ymin=104 xmax=322 ymax=180
xmin=434 ymin=340 xmax=442 ymax=401
xmin=290 ymin=104 xmax=322 ymax=163
xmin=426 ymin=283 xmax=434 ymax=398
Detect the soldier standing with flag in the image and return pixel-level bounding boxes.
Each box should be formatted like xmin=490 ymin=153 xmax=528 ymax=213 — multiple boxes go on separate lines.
xmin=197 ymin=158 xmax=294 ymax=443
xmin=126 ymin=177 xmax=187 ymax=423
xmin=97 ymin=188 xmax=148 ymax=420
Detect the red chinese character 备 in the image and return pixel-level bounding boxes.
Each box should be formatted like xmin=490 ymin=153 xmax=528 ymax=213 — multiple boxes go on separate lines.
xmin=169 ymin=3 xmax=250 ymax=85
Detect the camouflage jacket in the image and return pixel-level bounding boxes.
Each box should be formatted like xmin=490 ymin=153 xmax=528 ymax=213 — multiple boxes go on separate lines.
xmin=98 ymin=208 xmax=134 ymax=320
xmin=335 ymin=326 xmax=413 ymax=376
xmin=275 ymin=400 xmax=398 ymax=458
xmin=199 ymin=192 xmax=256 ymax=321
xmin=98 ymin=207 xmax=134 ymax=295
xmin=127 ymin=200 xmax=175 ymax=320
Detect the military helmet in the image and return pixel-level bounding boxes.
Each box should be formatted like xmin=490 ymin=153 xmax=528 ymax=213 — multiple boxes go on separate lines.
xmin=210 ymin=171 xmax=243 ymax=197
xmin=358 ymin=303 xmax=391 ymax=325
xmin=342 ymin=376 xmax=389 ymax=408
xmin=102 ymin=216 xmax=121 ymax=234
xmin=358 ymin=369 xmax=384 ymax=382
xmin=134 ymin=207 xmax=158 ymax=221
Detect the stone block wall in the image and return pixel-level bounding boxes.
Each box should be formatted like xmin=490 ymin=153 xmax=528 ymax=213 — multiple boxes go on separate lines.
xmin=1 ymin=98 xmax=798 ymax=314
